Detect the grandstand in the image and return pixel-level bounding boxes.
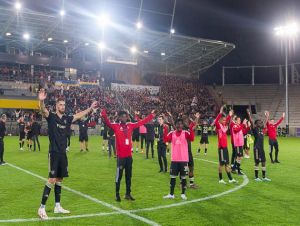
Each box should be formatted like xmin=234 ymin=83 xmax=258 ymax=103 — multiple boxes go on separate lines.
xmin=208 ymin=84 xmax=300 ymax=134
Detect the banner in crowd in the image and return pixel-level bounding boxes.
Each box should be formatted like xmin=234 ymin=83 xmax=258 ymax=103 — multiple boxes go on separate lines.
xmin=111 ymin=83 xmax=160 ymax=95
xmin=55 ymin=80 xmax=99 ymax=88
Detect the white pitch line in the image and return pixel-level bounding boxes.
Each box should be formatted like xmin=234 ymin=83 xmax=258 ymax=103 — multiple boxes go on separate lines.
xmin=131 ymin=175 xmax=249 ymax=212
xmin=194 ymin=157 xmax=219 ymax=165
xmin=7 ymin=163 xmax=160 ymax=226
xmin=0 ymin=212 xmax=120 ymax=223
xmin=130 ymin=157 xmax=249 ymax=213
xmin=3 ymin=158 xmax=249 ymax=224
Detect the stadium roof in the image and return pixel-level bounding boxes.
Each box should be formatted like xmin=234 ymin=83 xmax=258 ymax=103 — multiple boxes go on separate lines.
xmin=0 ymin=4 xmax=235 ymax=76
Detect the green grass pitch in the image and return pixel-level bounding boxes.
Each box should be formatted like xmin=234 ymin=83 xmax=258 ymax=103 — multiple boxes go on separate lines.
xmin=0 ymin=135 xmax=299 ymax=226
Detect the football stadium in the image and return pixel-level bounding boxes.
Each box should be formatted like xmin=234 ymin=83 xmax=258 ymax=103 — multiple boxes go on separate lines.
xmin=0 ymin=1 xmax=299 ymax=225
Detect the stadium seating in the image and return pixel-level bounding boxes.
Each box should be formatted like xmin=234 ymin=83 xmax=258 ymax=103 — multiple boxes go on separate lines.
xmin=209 ymin=84 xmax=300 ymax=128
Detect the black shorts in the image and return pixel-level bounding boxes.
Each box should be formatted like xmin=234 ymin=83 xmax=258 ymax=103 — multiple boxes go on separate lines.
xmin=79 ymin=133 xmax=88 ymax=142
xmin=170 ymin=162 xmax=188 ymax=177
xmin=19 ymin=132 xmax=25 ymax=140
xmin=132 ymin=134 xmax=140 ymax=142
xmin=103 ymin=133 xmax=108 ymax=140
xmin=48 ymin=152 xmax=69 ymax=178
xmin=27 ymin=132 xmax=33 ymax=140
xmin=243 ymin=137 xmax=248 ymax=149
xmin=254 ymin=147 xmax=266 ymax=163
xmin=188 ymin=150 xmax=194 ymax=167
xmin=200 ymin=136 xmax=209 ymax=144
xmin=235 ymin=146 xmax=243 ymax=157
xmin=218 ymin=148 xmax=230 ymax=165
xmin=269 ymin=139 xmax=278 ymax=146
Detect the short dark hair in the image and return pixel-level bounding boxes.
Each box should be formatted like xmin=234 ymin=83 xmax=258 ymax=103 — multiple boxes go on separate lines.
xmin=175 ymin=118 xmax=184 ymax=125
xmin=56 ymin=97 xmax=65 ymax=103
xmin=118 ymin=111 xmax=128 ymax=117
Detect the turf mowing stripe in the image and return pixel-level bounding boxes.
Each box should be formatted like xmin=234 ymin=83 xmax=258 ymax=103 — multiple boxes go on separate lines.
xmin=6 ymin=163 xmax=161 ymax=226
xmin=0 ymin=212 xmax=120 ymax=223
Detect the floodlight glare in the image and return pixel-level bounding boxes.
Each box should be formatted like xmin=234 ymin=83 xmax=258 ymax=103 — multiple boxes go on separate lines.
xmin=23 ymin=33 xmax=30 ymax=40
xmin=97 ymin=13 xmax=110 ymax=27
xmin=6 ymin=32 xmax=12 ymax=36
xmin=170 ymin=28 xmax=175 ymax=34
xmin=161 ymin=52 xmax=166 ymax=56
xmin=274 ymin=22 xmax=299 ymax=37
xmin=15 ymin=2 xmax=22 ymax=11
xmin=85 ymin=42 xmax=90 ymax=46
xmin=143 ymin=50 xmax=149 ymax=54
xmin=47 ymin=37 xmax=53 ymax=41
xmin=98 ymin=41 xmax=106 ymax=49
xmin=130 ymin=46 xmax=137 ymax=54
xmin=63 ymin=39 xmax=68 ymax=43
xmin=136 ymin=21 xmax=143 ymax=29
xmin=60 ymin=9 xmax=65 ymax=17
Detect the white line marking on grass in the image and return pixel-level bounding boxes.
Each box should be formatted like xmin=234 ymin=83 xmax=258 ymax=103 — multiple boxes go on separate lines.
xmin=131 ymin=175 xmax=249 ymax=212
xmin=6 ymin=163 xmax=160 ymax=226
xmin=3 ymin=158 xmax=249 ymax=224
xmin=0 ymin=212 xmax=120 ymax=223
xmin=194 ymin=157 xmax=219 ymax=165
xmin=130 ymin=157 xmax=249 ymax=213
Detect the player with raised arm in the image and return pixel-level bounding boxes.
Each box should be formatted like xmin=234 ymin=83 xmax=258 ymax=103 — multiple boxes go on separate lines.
xmin=248 ymin=110 xmax=272 ymax=182
xmin=101 ymin=109 xmax=155 ymax=202
xmin=215 ymin=106 xmax=237 ymax=184
xmin=266 ymin=112 xmax=285 ymax=163
xmin=37 ymin=89 xmax=98 ymax=220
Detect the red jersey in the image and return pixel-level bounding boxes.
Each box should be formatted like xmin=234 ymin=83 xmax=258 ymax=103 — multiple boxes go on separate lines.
xmin=215 ymin=113 xmax=231 ymax=148
xmin=101 ymin=110 xmax=154 ymax=158
xmin=266 ymin=117 xmax=284 ymax=140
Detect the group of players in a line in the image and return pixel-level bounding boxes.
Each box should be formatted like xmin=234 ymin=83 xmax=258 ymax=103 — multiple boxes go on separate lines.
xmin=0 ymin=88 xmax=284 ymax=220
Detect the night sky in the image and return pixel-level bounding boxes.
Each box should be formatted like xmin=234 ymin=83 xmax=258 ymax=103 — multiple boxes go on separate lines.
xmin=2 ymin=0 xmax=300 ymax=84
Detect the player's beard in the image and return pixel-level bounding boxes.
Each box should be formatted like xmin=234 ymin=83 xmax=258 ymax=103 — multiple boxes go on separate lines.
xmin=58 ymin=109 xmax=65 ymax=114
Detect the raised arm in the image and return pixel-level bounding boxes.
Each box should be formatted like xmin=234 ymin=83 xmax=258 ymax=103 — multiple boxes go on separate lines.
xmin=38 ymin=89 xmax=49 ymax=118
xmin=264 ymin=111 xmax=270 ymax=128
xmin=274 ymin=113 xmax=285 ymax=127
xmin=100 ymin=109 xmax=114 ymax=129
xmin=246 ymin=108 xmax=254 ymax=128
xmin=163 ymin=125 xmax=172 ymax=143
xmin=132 ymin=110 xmax=155 ymax=129
xmin=72 ymin=101 xmax=98 ymax=123
xmin=185 ymin=122 xmax=196 ymax=141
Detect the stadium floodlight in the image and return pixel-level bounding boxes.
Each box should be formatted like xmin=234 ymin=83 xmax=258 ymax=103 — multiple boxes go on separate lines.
xmin=274 ymin=22 xmax=299 ymax=37
xmin=6 ymin=32 xmax=12 ymax=36
xmin=170 ymin=28 xmax=175 ymax=34
xmin=130 ymin=46 xmax=138 ymax=54
xmin=47 ymin=37 xmax=53 ymax=41
xmin=85 ymin=42 xmax=90 ymax=46
xmin=60 ymin=9 xmax=65 ymax=17
xmin=136 ymin=21 xmax=143 ymax=29
xmin=274 ymin=21 xmax=299 ymax=127
xmin=98 ymin=41 xmax=106 ymax=50
xmin=15 ymin=2 xmax=22 ymax=11
xmin=161 ymin=52 xmax=166 ymax=56
xmin=23 ymin=33 xmax=30 ymax=40
xmin=63 ymin=39 xmax=68 ymax=43
xmin=97 ymin=13 xmax=110 ymax=27
xmin=143 ymin=50 xmax=149 ymax=54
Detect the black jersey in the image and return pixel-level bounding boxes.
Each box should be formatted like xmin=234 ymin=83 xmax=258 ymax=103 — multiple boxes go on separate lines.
xmin=0 ymin=121 xmax=6 ymax=138
xmin=46 ymin=112 xmax=73 ymax=153
xmin=252 ymin=127 xmax=264 ymax=150
xmin=78 ymin=119 xmax=88 ymax=136
xmin=19 ymin=122 xmax=25 ymax=133
xmin=200 ymin=125 xmax=209 ymax=137
xmin=31 ymin=121 xmax=41 ymax=135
